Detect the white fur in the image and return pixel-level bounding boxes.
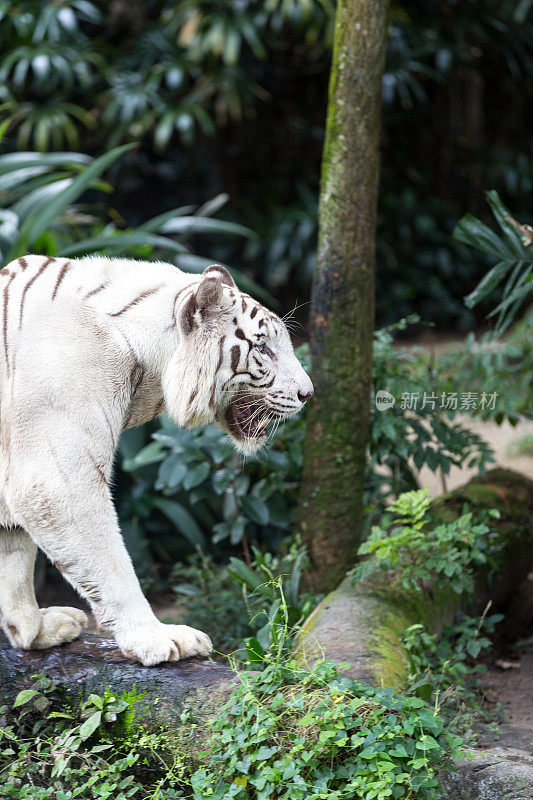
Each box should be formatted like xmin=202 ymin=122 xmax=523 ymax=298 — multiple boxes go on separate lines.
xmin=0 ymin=256 xmax=312 ymax=665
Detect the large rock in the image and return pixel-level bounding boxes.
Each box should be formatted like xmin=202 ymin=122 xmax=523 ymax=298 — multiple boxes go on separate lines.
xmin=0 ymin=631 xmax=235 ymax=742
xmin=439 ymin=746 xmax=533 ymax=800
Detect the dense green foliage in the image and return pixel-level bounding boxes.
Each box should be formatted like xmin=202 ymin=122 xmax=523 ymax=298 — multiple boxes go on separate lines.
xmin=0 ymin=678 xmax=189 ymax=798
xmin=1 ymin=0 xmax=531 ymax=324
xmin=369 ymin=318 xmax=496 ymax=501
xmin=403 ymin=608 xmax=504 ymax=742
xmin=350 ymin=489 xmax=506 ymax=745
xmin=0 ymin=656 xmax=465 ymax=800
xmin=170 ymin=544 xmax=316 ymax=658
xmin=192 ymin=656 xmax=463 ymax=800
xmin=0 ymin=146 xmax=259 ymax=287
xmin=120 ymin=408 xmax=306 ymax=559
xmin=352 ymin=488 xmax=501 ymax=596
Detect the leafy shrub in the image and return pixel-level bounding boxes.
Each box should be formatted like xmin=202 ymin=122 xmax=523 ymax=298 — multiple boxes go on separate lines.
xmin=369 ymin=317 xmax=495 ymax=502
xmin=170 ymin=540 xmax=316 ymax=660
xmin=434 ymin=324 xmax=533 ymax=423
xmin=170 ymin=552 xmax=251 ymax=656
xmin=119 ymin=386 xmax=307 ymax=570
xmin=0 ymin=678 xmax=189 ymax=798
xmin=403 ymin=606 xmax=504 ymax=741
xmin=352 ymin=488 xmax=502 ymax=597
xmin=226 ymin=544 xmax=317 ymax=663
xmin=191 ymin=656 xmax=464 ymax=800
xmin=0 ymin=654 xmax=466 ymax=800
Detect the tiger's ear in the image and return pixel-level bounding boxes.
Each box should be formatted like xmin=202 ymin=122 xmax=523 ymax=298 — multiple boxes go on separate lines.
xmin=201 ymin=264 xmax=236 ymax=288
xmin=180 ymin=275 xmax=230 ymax=335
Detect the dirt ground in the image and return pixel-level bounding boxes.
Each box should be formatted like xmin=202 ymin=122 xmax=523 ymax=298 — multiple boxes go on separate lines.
xmin=481 ymin=637 xmax=533 ymax=752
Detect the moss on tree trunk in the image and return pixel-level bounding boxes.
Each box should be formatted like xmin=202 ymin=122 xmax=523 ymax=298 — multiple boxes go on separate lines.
xmin=299 ymin=0 xmax=390 ymax=592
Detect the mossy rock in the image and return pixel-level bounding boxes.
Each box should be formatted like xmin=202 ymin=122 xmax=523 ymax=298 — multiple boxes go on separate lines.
xmin=0 ymin=632 xmax=236 ymax=748
xmin=296 ymin=469 xmax=533 ymax=690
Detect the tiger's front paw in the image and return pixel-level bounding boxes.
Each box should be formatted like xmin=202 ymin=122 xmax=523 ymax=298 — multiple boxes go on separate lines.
xmin=32 ymin=606 xmax=88 ymax=649
xmin=115 ymin=623 xmax=212 ymax=666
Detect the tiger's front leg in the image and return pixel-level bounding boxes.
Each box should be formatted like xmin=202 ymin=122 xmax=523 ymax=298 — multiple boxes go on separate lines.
xmin=6 ymin=444 xmax=212 ymax=665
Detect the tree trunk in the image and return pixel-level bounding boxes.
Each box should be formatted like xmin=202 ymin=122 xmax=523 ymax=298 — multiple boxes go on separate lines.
xmin=299 ymin=0 xmax=389 ymax=593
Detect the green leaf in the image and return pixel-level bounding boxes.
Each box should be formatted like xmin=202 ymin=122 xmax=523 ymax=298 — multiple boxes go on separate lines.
xmin=158 ymin=458 xmax=187 ymax=489
xmin=152 ymin=497 xmax=207 ymax=550
xmin=453 ymin=214 xmax=512 ymax=260
xmin=486 ymin=190 xmax=528 ymax=257
xmin=13 ymin=689 xmax=40 ymax=708
xmin=122 ymin=441 xmax=165 ymax=471
xmin=227 ymin=557 xmax=263 ymax=592
xmin=78 ymin=710 xmax=102 ymax=741
xmin=160 ymin=215 xmax=252 ymax=239
xmin=464 ymin=259 xmax=517 ymax=309
xmin=57 ymin=231 xmax=188 ymax=258
xmin=256 ymin=745 xmax=277 ymax=761
xmin=245 ymin=636 xmax=265 ymax=662
xmin=137 ymin=205 xmax=197 ymax=232
xmin=466 ymin=639 xmax=482 ymax=658
xmin=183 ymin=461 xmax=210 ymax=490
xmin=107 ymin=697 xmax=129 ymax=713
xmin=87 ymin=693 xmax=104 ymax=709
xmin=240 ymin=496 xmax=269 ymax=526
xmin=230 ymin=516 xmax=246 ymax=544
xmin=9 ymin=143 xmax=135 ymax=259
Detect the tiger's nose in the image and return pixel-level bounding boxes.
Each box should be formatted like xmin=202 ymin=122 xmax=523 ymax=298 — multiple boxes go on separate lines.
xmin=298 ymin=388 xmax=314 ymax=402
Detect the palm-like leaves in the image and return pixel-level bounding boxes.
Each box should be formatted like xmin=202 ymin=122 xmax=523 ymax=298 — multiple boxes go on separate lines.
xmin=0 ymin=0 xmax=334 ymax=151
xmin=0 ymin=144 xmax=261 ymax=296
xmin=454 ymin=190 xmax=532 ymax=333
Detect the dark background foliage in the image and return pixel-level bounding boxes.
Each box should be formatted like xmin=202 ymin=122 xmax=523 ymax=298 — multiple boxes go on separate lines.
xmin=1 ymin=0 xmax=531 ymax=595
xmin=2 ymin=0 xmax=532 ymax=328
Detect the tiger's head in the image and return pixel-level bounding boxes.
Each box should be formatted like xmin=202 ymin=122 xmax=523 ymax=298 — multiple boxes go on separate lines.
xmin=164 ymin=265 xmax=313 ymax=454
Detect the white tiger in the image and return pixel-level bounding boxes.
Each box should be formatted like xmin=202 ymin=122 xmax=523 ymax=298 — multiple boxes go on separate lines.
xmin=0 ymin=255 xmax=313 ymax=666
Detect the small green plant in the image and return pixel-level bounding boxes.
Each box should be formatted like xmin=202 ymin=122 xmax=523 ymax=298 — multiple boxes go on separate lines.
xmin=192 ymin=654 xmax=464 ymax=800
xmin=403 ymin=605 xmax=504 ymax=742
xmin=0 ymin=679 xmax=189 ymax=798
xmin=226 ymin=541 xmax=318 ymax=663
xmin=352 ymin=488 xmax=502 ymax=597
xmin=172 ymin=551 xmax=251 ymax=654
xmin=369 ymin=317 xmax=496 ymax=504
xmin=172 ymin=542 xmax=318 ymax=660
